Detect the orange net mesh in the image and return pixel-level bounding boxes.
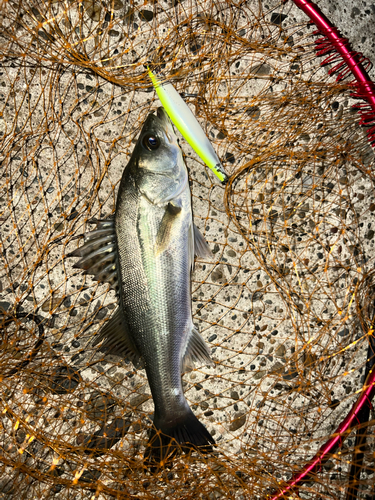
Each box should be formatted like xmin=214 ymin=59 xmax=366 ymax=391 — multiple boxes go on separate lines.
xmin=1 ymin=0 xmax=375 ymax=498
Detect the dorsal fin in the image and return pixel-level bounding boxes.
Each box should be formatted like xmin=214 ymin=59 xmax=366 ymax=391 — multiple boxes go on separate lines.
xmin=68 ymin=218 xmax=119 ymax=290
xmin=93 ymin=307 xmax=143 ymax=368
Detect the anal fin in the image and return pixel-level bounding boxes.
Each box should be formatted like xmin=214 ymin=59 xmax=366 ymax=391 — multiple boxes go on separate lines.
xmin=182 ymin=326 xmax=214 ymax=372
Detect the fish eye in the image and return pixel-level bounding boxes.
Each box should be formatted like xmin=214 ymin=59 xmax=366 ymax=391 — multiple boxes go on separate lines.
xmin=142 ymin=134 xmax=160 ymax=151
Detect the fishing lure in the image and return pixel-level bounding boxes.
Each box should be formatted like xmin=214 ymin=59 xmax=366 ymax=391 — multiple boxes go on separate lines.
xmin=147 ymin=67 xmax=229 ymax=184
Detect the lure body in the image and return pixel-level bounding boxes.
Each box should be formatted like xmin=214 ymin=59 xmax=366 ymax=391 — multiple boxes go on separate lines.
xmin=148 ymin=68 xmax=229 ymax=183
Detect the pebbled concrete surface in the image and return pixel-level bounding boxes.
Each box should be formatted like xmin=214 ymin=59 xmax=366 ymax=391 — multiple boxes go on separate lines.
xmin=322 ymin=0 xmax=375 ymax=63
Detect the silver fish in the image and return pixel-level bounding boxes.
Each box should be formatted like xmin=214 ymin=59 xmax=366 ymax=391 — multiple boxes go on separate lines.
xmin=70 ymin=107 xmax=215 ymax=463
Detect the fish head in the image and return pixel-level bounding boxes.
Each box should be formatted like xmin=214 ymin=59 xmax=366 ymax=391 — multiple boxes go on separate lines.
xmin=130 ymin=107 xmax=188 ymax=205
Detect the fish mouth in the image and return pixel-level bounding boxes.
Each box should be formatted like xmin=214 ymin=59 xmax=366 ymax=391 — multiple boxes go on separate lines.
xmin=156 ymin=107 xmax=175 ymax=141
xmin=156 ymin=106 xmax=171 ymax=124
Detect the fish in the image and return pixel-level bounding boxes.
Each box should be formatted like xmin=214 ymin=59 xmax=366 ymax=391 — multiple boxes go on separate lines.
xmin=69 ymin=107 xmax=215 ymax=464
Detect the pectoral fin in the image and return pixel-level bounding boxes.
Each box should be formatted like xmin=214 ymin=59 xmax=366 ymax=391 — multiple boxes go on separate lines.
xmin=155 ymin=202 xmax=182 ymax=255
xmin=182 ymin=325 xmax=214 ymax=372
xmin=93 ymin=307 xmax=143 ymax=368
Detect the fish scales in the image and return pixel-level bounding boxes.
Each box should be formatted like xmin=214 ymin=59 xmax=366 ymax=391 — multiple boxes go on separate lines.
xmin=70 ymin=107 xmax=215 ymax=463
xmin=116 ymin=175 xmax=191 ymax=420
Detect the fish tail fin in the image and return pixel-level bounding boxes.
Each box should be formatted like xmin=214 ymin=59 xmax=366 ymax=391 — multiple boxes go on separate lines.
xmin=144 ymin=409 xmax=215 ymax=466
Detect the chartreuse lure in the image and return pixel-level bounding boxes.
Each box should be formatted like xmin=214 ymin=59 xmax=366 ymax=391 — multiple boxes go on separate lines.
xmin=147 ymin=67 xmax=228 ymax=184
